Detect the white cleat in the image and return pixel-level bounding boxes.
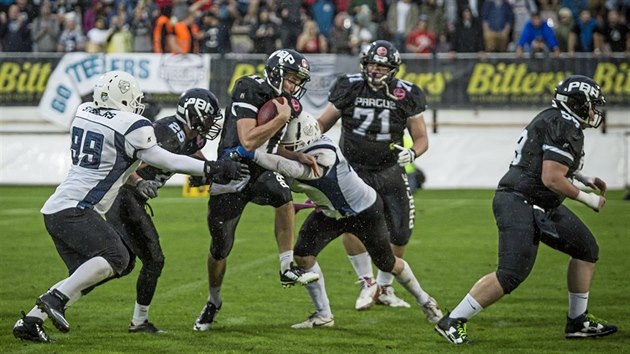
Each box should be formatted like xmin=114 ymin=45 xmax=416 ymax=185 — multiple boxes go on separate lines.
xmin=354 ymin=277 xmax=379 ymax=310
xmin=421 ymin=297 xmax=443 ymax=324
xmin=376 ymin=285 xmax=411 ymax=308
xmin=291 ymin=312 xmax=335 ymax=329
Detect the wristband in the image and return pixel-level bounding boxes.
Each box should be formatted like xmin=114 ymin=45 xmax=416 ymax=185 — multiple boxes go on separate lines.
xmin=576 ymin=190 xmax=600 ymax=210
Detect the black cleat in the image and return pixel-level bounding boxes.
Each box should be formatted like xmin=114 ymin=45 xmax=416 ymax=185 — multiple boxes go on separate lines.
xmin=128 ymin=320 xmax=165 ymax=334
xmin=36 ymin=289 xmax=70 ymax=333
xmin=280 ymin=263 xmax=319 ymax=288
xmin=193 ymin=301 xmax=221 ymax=332
xmin=13 ymin=311 xmax=54 ymax=343
xmin=434 ymin=313 xmax=471 ymax=345
xmin=565 ymin=311 xmax=618 ymax=339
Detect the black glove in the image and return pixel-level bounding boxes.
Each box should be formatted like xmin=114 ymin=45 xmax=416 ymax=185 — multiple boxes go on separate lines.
xmin=204 ymin=160 xmax=249 ymax=184
xmin=188 ymin=175 xmax=209 ymax=187
xmin=136 ymin=180 xmax=161 ymax=199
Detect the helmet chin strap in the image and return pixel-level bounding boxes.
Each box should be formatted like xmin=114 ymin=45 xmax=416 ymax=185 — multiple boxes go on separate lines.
xmin=367 ymin=75 xmax=398 ymax=100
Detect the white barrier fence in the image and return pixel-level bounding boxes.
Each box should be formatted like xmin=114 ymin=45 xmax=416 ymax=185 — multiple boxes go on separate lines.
xmin=1 ymin=108 xmax=627 ymax=189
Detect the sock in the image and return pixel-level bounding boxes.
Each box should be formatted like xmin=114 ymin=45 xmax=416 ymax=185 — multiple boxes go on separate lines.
xmin=57 ymin=257 xmax=114 ymax=301
xmin=279 ymin=250 xmax=293 ymax=273
xmin=304 ymin=262 xmax=332 ymax=318
xmin=393 ymin=260 xmax=429 ymax=305
xmin=348 ymin=252 xmax=373 ymax=279
xmin=376 ymin=269 xmax=395 ymax=287
xmin=450 ymin=293 xmax=483 ymax=320
xmin=26 ymin=307 xmax=47 ymax=320
xmin=208 ymin=287 xmax=221 ymax=306
xmin=568 ymin=292 xmax=589 ymax=319
xmin=132 ymin=302 xmax=150 ymax=325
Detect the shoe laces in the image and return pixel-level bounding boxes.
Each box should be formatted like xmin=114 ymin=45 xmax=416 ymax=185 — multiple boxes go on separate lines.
xmin=585 ymin=313 xmax=608 ymax=325
xmin=355 ymin=277 xmax=375 ymax=288
xmin=456 ymin=320 xmax=468 ymax=339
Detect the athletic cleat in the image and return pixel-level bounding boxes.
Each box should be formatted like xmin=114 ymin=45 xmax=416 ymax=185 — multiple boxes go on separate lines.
xmin=354 ymin=277 xmax=379 ymax=310
xmin=435 ymin=313 xmax=471 ymax=345
xmin=376 ymin=285 xmax=411 ymax=308
xmin=13 ymin=312 xmax=53 ymax=343
xmin=280 ymin=263 xmax=320 ymax=288
xmin=36 ymin=289 xmax=70 ymax=333
xmin=565 ymin=311 xmax=617 ymax=339
xmin=128 ymin=320 xmax=165 ymax=333
xmin=193 ymin=301 xmax=221 ymax=332
xmin=421 ymin=297 xmax=443 ymax=324
xmin=291 ymin=312 xmax=335 ymax=329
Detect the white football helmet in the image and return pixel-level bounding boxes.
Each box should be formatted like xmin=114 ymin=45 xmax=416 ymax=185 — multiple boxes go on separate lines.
xmin=280 ymin=111 xmax=321 ymax=151
xmin=93 ymin=71 xmax=145 ymax=115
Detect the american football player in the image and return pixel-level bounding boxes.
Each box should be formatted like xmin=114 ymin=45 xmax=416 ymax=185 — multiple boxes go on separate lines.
xmin=435 ymin=75 xmax=617 ymax=344
xmin=12 ymin=71 xmax=246 ymax=343
xmin=105 ymin=88 xmax=223 ymax=333
xmin=232 ymin=112 xmax=435 ymax=328
xmin=317 ymin=40 xmax=441 ymax=319
xmin=193 ymin=49 xmax=320 ymax=332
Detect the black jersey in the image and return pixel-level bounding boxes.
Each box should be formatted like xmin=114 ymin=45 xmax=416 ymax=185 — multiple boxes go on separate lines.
xmin=217 ymin=75 xmax=293 ymax=156
xmin=329 ymin=74 xmax=427 ymax=169
xmin=137 ymin=116 xmax=206 ymax=185
xmin=498 ymin=107 xmax=585 ymax=209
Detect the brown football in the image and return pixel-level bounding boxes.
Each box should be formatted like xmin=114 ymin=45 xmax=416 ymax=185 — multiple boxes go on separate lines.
xmin=257 ymin=97 xmax=286 ymax=126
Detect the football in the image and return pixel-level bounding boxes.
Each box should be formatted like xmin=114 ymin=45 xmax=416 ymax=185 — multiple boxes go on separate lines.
xmin=257 ymin=97 xmax=285 ymax=126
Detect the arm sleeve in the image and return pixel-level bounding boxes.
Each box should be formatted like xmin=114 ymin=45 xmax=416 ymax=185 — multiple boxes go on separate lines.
xmin=136 ymin=145 xmax=205 ymax=176
xmin=253 ymin=152 xmax=320 ymax=180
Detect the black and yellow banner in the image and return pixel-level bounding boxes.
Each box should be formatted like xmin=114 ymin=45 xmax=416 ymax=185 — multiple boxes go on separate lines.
xmin=0 ymin=56 xmax=59 ymax=105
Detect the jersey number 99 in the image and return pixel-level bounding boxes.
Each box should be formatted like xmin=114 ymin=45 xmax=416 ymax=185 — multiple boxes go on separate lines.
xmin=71 ymin=127 xmax=104 ymax=169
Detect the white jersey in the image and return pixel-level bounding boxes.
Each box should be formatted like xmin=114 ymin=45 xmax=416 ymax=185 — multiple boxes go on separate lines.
xmin=41 ymin=102 xmax=157 ymax=215
xmin=292 ymin=135 xmax=376 ymax=219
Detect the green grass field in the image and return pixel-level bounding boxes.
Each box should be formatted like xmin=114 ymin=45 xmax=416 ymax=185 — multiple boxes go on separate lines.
xmin=0 ymin=186 xmax=628 ymax=353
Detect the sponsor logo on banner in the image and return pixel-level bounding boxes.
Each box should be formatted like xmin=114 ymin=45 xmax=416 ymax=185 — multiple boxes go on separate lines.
xmin=38 ymin=53 xmax=210 ymax=128
xmin=0 ymin=58 xmax=55 ymax=105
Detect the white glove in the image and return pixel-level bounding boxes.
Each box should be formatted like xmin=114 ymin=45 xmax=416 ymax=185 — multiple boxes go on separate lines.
xmin=136 ymin=180 xmax=161 ymax=199
xmin=392 ymin=144 xmax=416 ymax=166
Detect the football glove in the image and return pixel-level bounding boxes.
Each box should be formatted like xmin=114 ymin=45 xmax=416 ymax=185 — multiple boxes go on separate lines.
xmin=204 ymin=160 xmax=249 ymax=184
xmin=392 ymin=143 xmax=416 ymax=166
xmin=188 ymin=175 xmax=208 ymax=187
xmin=136 ymin=180 xmax=161 ymax=199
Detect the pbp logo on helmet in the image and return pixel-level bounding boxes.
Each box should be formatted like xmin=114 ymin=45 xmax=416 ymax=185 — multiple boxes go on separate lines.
xmin=567 ymin=81 xmax=600 ymax=99
xmin=273 ymin=50 xmax=295 ymax=65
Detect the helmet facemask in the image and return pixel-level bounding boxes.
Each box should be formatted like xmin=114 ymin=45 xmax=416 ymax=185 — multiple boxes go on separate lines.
xmin=555 ymin=91 xmax=606 ymax=129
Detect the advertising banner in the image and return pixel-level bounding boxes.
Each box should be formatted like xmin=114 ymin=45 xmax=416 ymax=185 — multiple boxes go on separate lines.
xmin=211 ymin=55 xmax=630 ymax=112
xmin=0 ymin=55 xmax=59 ymax=106
xmin=37 ymin=53 xmax=210 ymax=128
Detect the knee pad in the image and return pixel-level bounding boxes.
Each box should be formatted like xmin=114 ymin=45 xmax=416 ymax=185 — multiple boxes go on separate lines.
xmin=496 ymin=269 xmax=527 ymax=295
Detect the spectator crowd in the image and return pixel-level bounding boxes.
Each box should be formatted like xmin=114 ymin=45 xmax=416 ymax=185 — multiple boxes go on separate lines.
xmin=1 ymin=0 xmax=629 ymax=56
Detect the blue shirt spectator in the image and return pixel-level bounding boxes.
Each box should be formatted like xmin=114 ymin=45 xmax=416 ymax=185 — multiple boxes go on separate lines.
xmin=568 ymin=9 xmax=599 ymax=53
xmin=515 ymin=12 xmax=560 ymax=57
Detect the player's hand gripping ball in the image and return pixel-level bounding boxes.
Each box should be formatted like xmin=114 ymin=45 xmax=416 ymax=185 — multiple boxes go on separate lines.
xmin=257 ymin=97 xmax=286 ymax=126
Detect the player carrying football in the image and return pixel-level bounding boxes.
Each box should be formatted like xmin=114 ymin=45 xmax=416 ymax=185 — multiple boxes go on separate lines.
xmin=193 ymin=49 xmax=320 ymax=332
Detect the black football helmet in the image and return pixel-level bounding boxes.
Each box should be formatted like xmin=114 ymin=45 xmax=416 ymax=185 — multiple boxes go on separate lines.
xmin=553 ymin=75 xmax=606 ymax=128
xmin=360 ymin=40 xmax=401 ymax=89
xmin=264 ymin=49 xmax=311 ymax=99
xmin=176 ymin=88 xmax=223 ymax=140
